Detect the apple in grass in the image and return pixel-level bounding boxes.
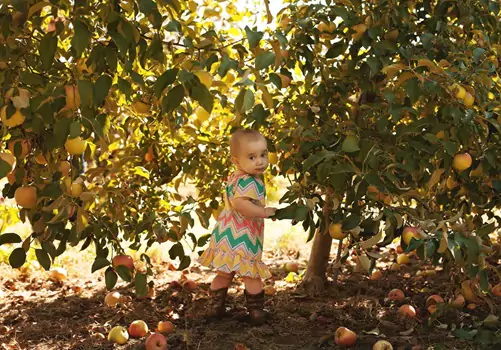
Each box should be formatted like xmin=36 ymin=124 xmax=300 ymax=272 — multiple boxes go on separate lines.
xmin=129 ymin=320 xmax=149 ymax=338
xmin=104 ymin=291 xmax=122 ymax=307
xmin=108 ymin=326 xmax=129 ymax=345
xmin=334 ymin=327 xmax=357 ymax=347
xmin=157 ymin=321 xmax=174 ymax=334
xmin=283 ymin=262 xmax=299 ymax=273
xmin=387 ymin=289 xmax=405 ymax=302
xmin=145 ymin=333 xmax=168 ymax=350
xmin=112 ymin=255 xmax=134 ymax=270
xmin=373 ymin=340 xmax=393 ymax=350
xmin=398 ymin=304 xmax=416 ymax=318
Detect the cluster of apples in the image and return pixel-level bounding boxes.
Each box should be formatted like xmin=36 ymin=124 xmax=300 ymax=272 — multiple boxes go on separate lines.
xmin=108 ymin=319 xmax=173 ymax=349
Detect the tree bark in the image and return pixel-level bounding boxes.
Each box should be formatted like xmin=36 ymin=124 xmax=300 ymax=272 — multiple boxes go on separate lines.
xmin=300 ymin=191 xmax=333 ymax=296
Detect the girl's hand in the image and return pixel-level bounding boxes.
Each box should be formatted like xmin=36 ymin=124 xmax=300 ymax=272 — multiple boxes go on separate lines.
xmin=264 ymin=207 xmax=277 ymax=218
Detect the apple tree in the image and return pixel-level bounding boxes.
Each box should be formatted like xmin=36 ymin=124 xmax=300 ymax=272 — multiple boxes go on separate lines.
xmin=270 ymin=0 xmax=501 ymax=294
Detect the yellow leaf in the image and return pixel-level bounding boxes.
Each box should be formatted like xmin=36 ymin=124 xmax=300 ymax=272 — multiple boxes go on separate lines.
xmin=417 ymin=58 xmax=437 ymax=70
xmin=427 ymin=168 xmax=445 ymax=191
xmin=259 ymin=86 xmax=274 ymax=109
xmin=77 ymin=208 xmax=89 ymax=234
xmin=383 ymin=63 xmax=407 ymax=80
xmin=263 ymin=0 xmax=273 ymax=24
xmin=28 ymin=2 xmax=51 ymax=19
xmin=438 ymin=230 xmax=448 ymax=253
xmin=396 ymin=71 xmax=416 ymax=86
xmin=270 ymin=40 xmax=282 ymax=68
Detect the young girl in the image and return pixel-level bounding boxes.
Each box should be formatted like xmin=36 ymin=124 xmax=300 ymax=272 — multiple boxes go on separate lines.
xmin=198 ymin=128 xmax=277 ymax=325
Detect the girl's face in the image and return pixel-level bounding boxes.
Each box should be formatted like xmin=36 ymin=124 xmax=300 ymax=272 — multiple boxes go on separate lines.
xmin=232 ymin=137 xmax=269 ymax=176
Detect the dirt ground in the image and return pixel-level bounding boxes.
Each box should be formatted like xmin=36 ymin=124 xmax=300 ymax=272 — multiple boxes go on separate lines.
xmin=1 ymin=244 xmax=500 ymax=350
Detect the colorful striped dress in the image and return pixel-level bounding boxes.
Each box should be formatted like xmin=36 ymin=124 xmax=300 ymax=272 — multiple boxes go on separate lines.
xmin=198 ymin=171 xmax=271 ymax=279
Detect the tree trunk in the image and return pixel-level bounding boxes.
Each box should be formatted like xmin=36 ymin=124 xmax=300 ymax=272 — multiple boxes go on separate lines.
xmin=300 ymin=191 xmax=333 ymax=296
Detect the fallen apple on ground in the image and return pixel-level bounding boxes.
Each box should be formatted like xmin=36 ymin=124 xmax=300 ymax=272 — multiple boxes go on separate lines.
xmin=157 ymin=321 xmax=174 ymax=334
xmin=373 ymin=339 xmax=393 ymax=350
xmin=108 ymin=326 xmax=129 ymax=345
xmin=387 ymin=289 xmax=405 ymax=302
xmin=398 ymin=304 xmax=416 ymax=318
xmin=334 ymin=327 xmax=357 ymax=347
xmin=145 ymin=332 xmax=168 ymax=350
xmin=449 ymin=294 xmax=465 ymax=308
xmin=129 ymin=320 xmax=148 ymax=338
xmin=283 ymin=262 xmax=299 ymax=273
xmin=104 ymin=291 xmax=122 ymax=307
xmin=426 ymin=294 xmax=444 ymax=307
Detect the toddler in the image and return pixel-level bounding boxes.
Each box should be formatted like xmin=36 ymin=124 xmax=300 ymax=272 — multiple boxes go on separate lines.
xmin=198 ymin=128 xmax=277 ymax=325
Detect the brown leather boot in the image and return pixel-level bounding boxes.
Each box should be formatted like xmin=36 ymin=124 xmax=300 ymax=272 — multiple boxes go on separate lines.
xmin=205 ymin=287 xmax=228 ymax=319
xmin=244 ymin=290 xmax=268 ymax=325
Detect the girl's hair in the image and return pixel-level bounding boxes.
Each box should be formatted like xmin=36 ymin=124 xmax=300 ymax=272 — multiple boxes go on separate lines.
xmin=229 ymin=129 xmax=264 ymax=156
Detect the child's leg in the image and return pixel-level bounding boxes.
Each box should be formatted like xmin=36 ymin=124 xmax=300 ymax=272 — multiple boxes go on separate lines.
xmin=242 ymin=276 xmax=263 ymax=294
xmin=210 ymin=271 xmax=235 ymax=290
xmin=242 ymin=276 xmax=267 ymax=325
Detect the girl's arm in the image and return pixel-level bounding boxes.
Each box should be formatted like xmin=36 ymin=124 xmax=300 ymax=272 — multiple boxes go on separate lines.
xmin=232 ymin=198 xmax=272 ymax=218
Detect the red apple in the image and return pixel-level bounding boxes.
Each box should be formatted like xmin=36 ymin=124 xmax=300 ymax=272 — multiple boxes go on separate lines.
xmin=129 ymin=320 xmax=148 ymax=338
xmin=157 ymin=321 xmax=174 ymax=334
xmin=104 ymin=291 xmax=122 ymax=307
xmin=398 ymin=304 xmax=416 ymax=318
xmin=145 ymin=333 xmax=167 ymax=350
xmin=112 ymin=255 xmax=134 ymax=270
xmin=387 ymin=289 xmax=405 ymax=302
xmin=182 ymin=280 xmax=198 ymax=292
xmin=402 ymin=227 xmax=420 ymax=245
xmin=334 ymin=327 xmax=357 ymax=347
xmin=427 ymin=304 xmax=438 ymax=315
xmin=449 ymin=294 xmax=465 ymax=308
xmin=283 ymin=262 xmax=299 ymax=273
xmin=373 ymin=340 xmax=393 ymax=350
xmin=492 ymin=282 xmax=501 ymax=296
xmin=425 ymin=294 xmax=444 ymax=307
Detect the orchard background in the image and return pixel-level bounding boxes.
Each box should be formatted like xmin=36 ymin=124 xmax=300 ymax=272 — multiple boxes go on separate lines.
xmin=1 ymin=0 xmax=501 ymax=349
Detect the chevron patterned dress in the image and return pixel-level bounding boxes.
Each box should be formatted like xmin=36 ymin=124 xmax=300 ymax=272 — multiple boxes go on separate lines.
xmin=198 ymin=171 xmax=271 ymax=279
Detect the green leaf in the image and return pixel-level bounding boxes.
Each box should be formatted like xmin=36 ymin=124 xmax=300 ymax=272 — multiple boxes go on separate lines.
xmin=133 ymin=166 xmax=150 ymax=179
xmin=0 ymin=233 xmax=22 ymax=245
xmin=169 ymin=242 xmax=184 ymax=260
xmin=135 ymin=272 xmax=148 ymax=297
xmin=178 ymin=255 xmax=191 ymax=270
xmin=69 ymin=120 xmax=81 ymax=139
xmin=367 ymin=57 xmax=382 ymax=77
xmin=473 ymin=48 xmax=486 ymax=63
xmin=256 ymin=51 xmax=276 ymax=70
xmin=105 ymin=267 xmax=118 ymax=290
xmin=39 ymin=182 xmax=63 ymax=199
xmin=243 ymin=89 xmax=255 ymax=112
xmin=269 ymin=73 xmax=282 ymax=89
xmin=245 ymin=26 xmax=264 ymax=48
xmin=116 ymin=265 xmax=132 ymax=282
xmin=326 ymin=42 xmax=346 ymax=58
xmin=9 ymin=247 xmax=26 ymax=268
xmin=479 ymin=269 xmax=489 ymax=291
xmin=154 ymin=68 xmax=179 ymax=98
xmin=117 ymin=77 xmax=132 ymax=98
xmin=35 ymin=249 xmax=51 ymax=271
xmin=218 ymin=55 xmax=238 ymax=77
xmin=342 ymin=135 xmax=360 ymax=153
xmin=138 ymin=0 xmax=157 ymax=15
xmin=443 ymin=140 xmax=457 ymax=156
xmin=93 ymin=74 xmax=112 ymax=107
xmin=197 ymin=233 xmax=211 ymax=247
xmin=190 ymin=84 xmax=213 ymax=113
xmin=162 ymin=84 xmax=185 ymax=113
xmin=77 ymin=79 xmax=93 ymax=108
xmin=42 ymin=241 xmax=57 ymax=260
xmin=477 ymin=223 xmax=495 ymax=237
xmin=294 ymin=205 xmax=309 ymax=221
xmin=343 ymin=214 xmax=361 ymax=230
xmin=303 ymin=150 xmax=334 ymax=170
xmin=40 ymin=33 xmax=58 ymax=70
xmin=71 ymin=20 xmax=91 ymax=57
xmin=105 ymin=48 xmax=117 ymax=72
xmin=274 ymin=204 xmax=297 ymax=220
xmin=453 ymin=328 xmax=475 ymax=340
xmin=405 ymin=77 xmax=420 ymax=103
xmin=91 ymin=258 xmax=110 ymax=273
xmin=0 ymin=159 xmax=13 ymax=180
